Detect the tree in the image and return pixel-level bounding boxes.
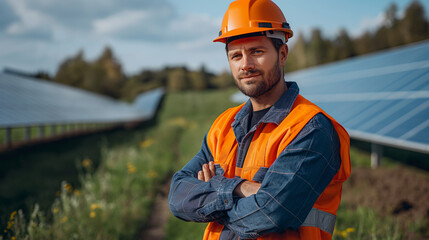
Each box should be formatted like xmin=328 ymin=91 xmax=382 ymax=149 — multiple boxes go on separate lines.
xmin=399 ymin=0 xmax=429 ymax=43
xmin=307 ymin=29 xmax=329 ymax=67
xmin=285 ymin=32 xmax=308 ymax=72
xmin=90 ymin=46 xmax=125 ymax=98
xmin=189 ymin=65 xmax=209 ymax=91
xmin=329 ymin=29 xmax=356 ymax=61
xmin=354 ymin=31 xmax=374 ymax=55
xmin=54 ymin=47 xmax=125 ymax=99
xmin=210 ymin=71 xmax=234 ymax=89
xmin=54 ymin=50 xmax=89 ymax=88
xmin=385 ymin=3 xmax=405 ymax=47
xmin=167 ymin=67 xmax=189 ymax=92
xmin=385 ymin=3 xmax=398 ymax=28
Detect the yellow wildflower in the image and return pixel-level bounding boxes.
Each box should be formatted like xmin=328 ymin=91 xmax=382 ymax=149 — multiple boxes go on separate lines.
xmin=147 ymin=170 xmax=158 ymax=178
xmin=64 ymin=183 xmax=73 ymax=193
xmin=74 ymin=190 xmax=81 ymax=196
xmin=168 ymin=117 xmax=187 ymax=127
xmin=82 ymin=158 xmax=92 ymax=167
xmin=127 ymin=162 xmax=136 ymax=174
xmin=140 ymin=139 xmax=154 ymax=148
xmin=53 ymin=208 xmax=59 ymax=214
xmin=9 ymin=211 xmax=17 ymax=220
xmin=11 ymin=237 xmax=16 ymax=240
xmin=89 ymin=211 xmax=96 ymax=218
xmin=333 ymin=227 xmax=355 ymax=238
xmin=6 ymin=221 xmax=13 ymax=230
xmin=61 ymin=217 xmax=68 ymax=223
xmin=90 ymin=203 xmax=101 ymax=210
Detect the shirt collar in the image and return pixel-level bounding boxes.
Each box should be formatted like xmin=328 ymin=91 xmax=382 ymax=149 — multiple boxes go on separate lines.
xmin=233 ymin=81 xmax=300 ymax=127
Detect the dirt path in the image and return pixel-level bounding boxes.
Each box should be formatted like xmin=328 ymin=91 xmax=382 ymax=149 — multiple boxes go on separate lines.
xmin=139 ymin=178 xmax=172 ymax=240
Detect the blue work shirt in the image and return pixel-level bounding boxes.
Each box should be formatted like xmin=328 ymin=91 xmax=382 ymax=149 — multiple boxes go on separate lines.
xmin=168 ymin=82 xmax=341 ymax=239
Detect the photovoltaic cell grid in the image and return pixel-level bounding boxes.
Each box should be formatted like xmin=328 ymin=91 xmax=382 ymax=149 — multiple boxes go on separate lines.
xmin=232 ymin=40 xmax=429 ymax=154
xmin=0 ymin=73 xmax=164 ymax=127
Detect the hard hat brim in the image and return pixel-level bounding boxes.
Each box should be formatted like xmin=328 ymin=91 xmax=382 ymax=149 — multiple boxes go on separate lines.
xmin=213 ymin=27 xmax=293 ymax=43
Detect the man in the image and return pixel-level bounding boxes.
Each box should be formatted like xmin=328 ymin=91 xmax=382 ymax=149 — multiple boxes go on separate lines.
xmin=168 ymin=0 xmax=351 ymax=239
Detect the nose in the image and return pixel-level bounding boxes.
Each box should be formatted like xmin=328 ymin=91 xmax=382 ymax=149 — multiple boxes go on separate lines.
xmin=241 ymin=54 xmax=255 ymax=71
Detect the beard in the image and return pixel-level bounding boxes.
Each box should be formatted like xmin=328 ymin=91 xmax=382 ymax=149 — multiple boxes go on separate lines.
xmin=234 ymin=60 xmax=282 ymax=98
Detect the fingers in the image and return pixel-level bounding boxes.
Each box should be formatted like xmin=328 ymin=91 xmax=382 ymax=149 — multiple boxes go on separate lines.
xmin=198 ymin=171 xmax=204 ymax=181
xmin=198 ymin=162 xmax=216 ymax=182
xmin=209 ymin=161 xmax=216 ymax=177
xmin=202 ymin=164 xmax=211 ymax=182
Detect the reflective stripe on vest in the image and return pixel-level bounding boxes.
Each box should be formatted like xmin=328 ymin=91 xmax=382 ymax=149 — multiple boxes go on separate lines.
xmin=302 ymin=208 xmax=336 ymax=235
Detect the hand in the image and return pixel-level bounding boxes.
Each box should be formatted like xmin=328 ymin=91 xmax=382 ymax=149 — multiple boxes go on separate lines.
xmin=198 ymin=161 xmax=216 ymax=182
xmin=234 ymin=181 xmax=261 ymax=198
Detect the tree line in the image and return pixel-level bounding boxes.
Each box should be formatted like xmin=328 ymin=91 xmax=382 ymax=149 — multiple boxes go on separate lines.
xmin=285 ymin=0 xmax=429 ymax=72
xmin=31 ymin=0 xmax=428 ymax=101
xmin=51 ymin=47 xmax=234 ymax=101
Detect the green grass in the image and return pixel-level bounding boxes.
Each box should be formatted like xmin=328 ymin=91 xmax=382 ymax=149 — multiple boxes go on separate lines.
xmin=2 ymin=124 xmax=184 ymax=239
xmin=333 ymin=203 xmax=402 ymax=240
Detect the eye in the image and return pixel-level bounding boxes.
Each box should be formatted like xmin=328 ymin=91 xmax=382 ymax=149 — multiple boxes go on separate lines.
xmin=230 ymin=53 xmax=242 ymax=60
xmin=252 ymin=49 xmax=264 ymax=55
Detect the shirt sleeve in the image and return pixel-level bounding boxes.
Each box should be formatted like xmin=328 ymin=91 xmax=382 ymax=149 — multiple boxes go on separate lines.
xmin=168 ymin=134 xmax=245 ymax=222
xmin=222 ymin=113 xmax=342 ymax=239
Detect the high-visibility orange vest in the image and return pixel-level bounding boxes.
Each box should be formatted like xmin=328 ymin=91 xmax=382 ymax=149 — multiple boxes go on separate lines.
xmin=203 ymin=95 xmax=351 ymax=240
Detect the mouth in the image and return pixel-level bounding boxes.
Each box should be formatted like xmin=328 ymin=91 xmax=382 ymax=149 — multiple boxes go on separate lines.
xmin=240 ymin=73 xmax=261 ymax=82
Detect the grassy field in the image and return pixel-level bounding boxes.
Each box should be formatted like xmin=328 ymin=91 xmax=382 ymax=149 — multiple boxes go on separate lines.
xmin=1 ymin=87 xmax=427 ymax=239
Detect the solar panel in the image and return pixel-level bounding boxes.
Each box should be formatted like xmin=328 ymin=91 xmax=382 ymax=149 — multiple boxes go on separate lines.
xmin=0 ymin=73 xmax=164 ymax=127
xmin=232 ymin=40 xmax=429 ymax=154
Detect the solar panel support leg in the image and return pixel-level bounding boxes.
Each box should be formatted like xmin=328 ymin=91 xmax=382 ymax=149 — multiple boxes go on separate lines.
xmin=51 ymin=125 xmax=56 ymax=136
xmin=38 ymin=126 xmax=45 ymax=139
xmin=61 ymin=125 xmax=67 ymax=134
xmin=5 ymin=128 xmax=11 ymax=147
xmin=25 ymin=127 xmax=31 ymax=141
xmin=371 ymin=143 xmax=383 ymax=168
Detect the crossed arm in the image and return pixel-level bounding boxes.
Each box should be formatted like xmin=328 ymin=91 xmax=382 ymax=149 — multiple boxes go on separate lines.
xmin=198 ymin=161 xmax=261 ymax=198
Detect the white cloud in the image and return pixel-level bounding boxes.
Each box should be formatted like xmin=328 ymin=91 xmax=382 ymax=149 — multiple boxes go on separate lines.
xmin=3 ymin=0 xmax=177 ymax=41
xmin=352 ymin=11 xmax=385 ymax=37
xmin=93 ymin=10 xmax=153 ymax=35
xmin=4 ymin=0 xmax=57 ymax=38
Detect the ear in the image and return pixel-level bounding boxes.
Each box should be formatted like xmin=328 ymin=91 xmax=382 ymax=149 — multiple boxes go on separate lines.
xmin=279 ymin=44 xmax=288 ymax=66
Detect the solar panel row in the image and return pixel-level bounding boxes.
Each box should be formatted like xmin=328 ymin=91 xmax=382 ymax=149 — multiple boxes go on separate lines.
xmin=0 ymin=73 xmax=164 ymax=127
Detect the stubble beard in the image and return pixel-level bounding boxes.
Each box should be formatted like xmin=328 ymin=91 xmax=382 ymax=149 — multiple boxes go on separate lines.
xmin=234 ymin=60 xmax=282 ymax=99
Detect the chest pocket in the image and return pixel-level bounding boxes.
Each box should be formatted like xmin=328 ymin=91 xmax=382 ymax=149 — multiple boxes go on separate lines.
xmin=238 ymin=123 xmax=285 ymax=182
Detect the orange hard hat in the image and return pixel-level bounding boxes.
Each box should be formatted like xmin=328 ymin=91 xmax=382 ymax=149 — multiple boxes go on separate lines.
xmin=213 ymin=0 xmax=293 ymax=44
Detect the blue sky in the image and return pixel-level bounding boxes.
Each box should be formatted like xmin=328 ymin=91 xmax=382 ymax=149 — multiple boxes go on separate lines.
xmin=0 ymin=0 xmax=428 ymax=75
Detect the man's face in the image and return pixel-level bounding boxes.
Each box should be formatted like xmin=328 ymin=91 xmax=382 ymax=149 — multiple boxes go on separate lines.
xmin=227 ymin=36 xmax=286 ymax=98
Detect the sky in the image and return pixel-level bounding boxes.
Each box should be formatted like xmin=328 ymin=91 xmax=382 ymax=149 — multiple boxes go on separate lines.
xmin=0 ymin=0 xmax=428 ymax=76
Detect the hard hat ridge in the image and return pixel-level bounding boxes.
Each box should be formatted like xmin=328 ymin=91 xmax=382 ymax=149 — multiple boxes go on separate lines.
xmin=214 ymin=0 xmax=293 ymax=43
